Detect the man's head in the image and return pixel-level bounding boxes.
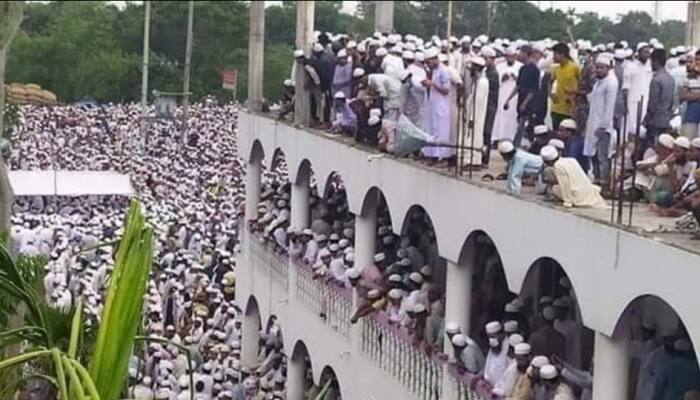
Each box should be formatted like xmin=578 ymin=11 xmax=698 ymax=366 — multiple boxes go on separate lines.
xmin=498 ymin=140 xmax=516 ymax=161
xmin=425 ymin=48 xmax=440 ymax=69
xmin=519 ymin=45 xmax=534 ymax=63
xmin=540 ymin=364 xmax=560 ymax=390
xmin=650 ymin=48 xmax=667 ymax=72
xmin=551 ymin=42 xmax=570 ymax=64
xmin=674 ymin=136 xmax=690 ymax=162
xmin=514 ymin=343 xmax=532 ymax=371
xmin=638 ymin=45 xmax=651 ymax=63
xmin=595 ymin=53 xmax=613 ymax=79
xmin=485 ymin=321 xmax=505 ymax=352
xmin=540 ymin=145 xmax=559 ymax=167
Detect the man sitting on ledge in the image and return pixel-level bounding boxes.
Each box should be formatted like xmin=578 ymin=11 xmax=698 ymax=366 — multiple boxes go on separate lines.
xmin=540 ymin=145 xmax=607 ymax=208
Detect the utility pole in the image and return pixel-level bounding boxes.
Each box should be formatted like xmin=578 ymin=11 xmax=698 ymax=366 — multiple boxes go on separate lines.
xmin=446 ymin=1 xmax=453 ymax=39
xmin=182 ymin=0 xmax=194 ymax=143
xmin=247 ymin=1 xmax=265 ymax=112
xmin=139 ymin=0 xmax=151 ymax=154
xmin=374 ymin=1 xmax=394 ymax=33
xmin=486 ymin=1 xmax=493 ymax=37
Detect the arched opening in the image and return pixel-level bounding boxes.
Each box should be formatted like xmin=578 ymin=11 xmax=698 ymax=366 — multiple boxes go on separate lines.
xmin=242 ymin=296 xmax=262 ymax=369
xmin=249 ymin=139 xmax=265 ymax=164
xmin=457 ymin=230 xmax=510 ymax=347
xmin=614 ymin=295 xmax=700 ymax=399
xmin=316 ymin=366 xmax=342 ymax=400
xmin=289 ymin=340 xmax=315 ymax=400
xmin=519 ymin=257 xmax=593 ymax=370
xmin=251 ymin=148 xmax=291 ymax=249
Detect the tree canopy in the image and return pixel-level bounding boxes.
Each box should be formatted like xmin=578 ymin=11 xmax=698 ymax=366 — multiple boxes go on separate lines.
xmin=5 ymin=1 xmax=688 ymax=104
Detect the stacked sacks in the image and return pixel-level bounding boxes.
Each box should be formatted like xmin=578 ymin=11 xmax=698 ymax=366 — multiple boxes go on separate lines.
xmin=5 ymin=83 xmax=57 ymax=105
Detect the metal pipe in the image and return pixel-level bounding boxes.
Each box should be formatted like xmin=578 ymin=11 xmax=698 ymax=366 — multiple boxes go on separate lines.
xmin=139 ymin=1 xmax=151 ymax=152
xmin=182 ymin=0 xmax=194 ymax=143
xmin=628 ymin=98 xmax=643 ymax=226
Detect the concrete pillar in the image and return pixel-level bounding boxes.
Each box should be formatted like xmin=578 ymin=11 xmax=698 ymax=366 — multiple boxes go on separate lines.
xmin=291 ymin=168 xmax=310 ymax=230
xmin=287 ymin=355 xmax=306 ymax=400
xmin=592 ymin=332 xmax=629 ymax=400
xmin=247 ymin=1 xmax=265 ymax=111
xmin=294 ymin=1 xmax=314 ymax=126
xmin=689 ymin=2 xmax=700 ymax=47
xmin=354 ymin=203 xmax=377 ymax=271
xmin=443 ymin=259 xmax=472 ymax=355
xmin=245 ymin=158 xmax=262 ymax=223
xmin=374 ymin=1 xmax=394 ymax=34
xmin=241 ymin=310 xmax=260 ymax=369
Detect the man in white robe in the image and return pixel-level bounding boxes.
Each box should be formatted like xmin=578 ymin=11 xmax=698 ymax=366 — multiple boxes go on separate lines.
xmin=442 ymin=53 xmax=464 ymax=154
xmin=462 ymin=56 xmax=489 ymax=168
xmin=484 ymin=321 xmax=510 ymax=387
xmin=403 ymin=53 xmax=428 ymax=128
xmin=540 ymin=145 xmax=607 ymax=208
xmin=623 ymin=43 xmax=653 ymax=137
xmin=491 ymin=48 xmax=522 ymax=142
xmin=421 ymin=48 xmax=453 ymax=161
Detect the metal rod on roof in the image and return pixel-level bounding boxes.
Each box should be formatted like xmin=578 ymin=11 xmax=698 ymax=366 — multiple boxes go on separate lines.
xmin=617 ymin=109 xmax=629 ymax=225
xmin=611 ymin=117 xmax=621 ymax=223
xmin=628 ymin=97 xmax=643 ymax=227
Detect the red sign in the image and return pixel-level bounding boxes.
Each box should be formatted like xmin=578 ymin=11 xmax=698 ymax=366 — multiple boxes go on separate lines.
xmin=222 ymin=69 xmax=237 ymax=90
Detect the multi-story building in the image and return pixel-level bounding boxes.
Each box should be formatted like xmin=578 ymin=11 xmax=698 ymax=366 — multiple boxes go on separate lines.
xmin=238 ymin=3 xmax=700 ymax=399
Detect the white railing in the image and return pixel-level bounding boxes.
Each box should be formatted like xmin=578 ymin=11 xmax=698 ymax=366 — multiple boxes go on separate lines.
xmin=447 ymin=364 xmax=497 ymax=400
xmin=293 ymin=260 xmax=352 ymax=339
xmin=360 ymin=313 xmax=444 ymax=400
xmin=247 ymin=233 xmax=289 ymax=289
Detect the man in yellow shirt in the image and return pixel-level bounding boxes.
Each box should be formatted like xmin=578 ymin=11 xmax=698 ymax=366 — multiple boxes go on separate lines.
xmin=551 ymin=43 xmax=580 ymax=130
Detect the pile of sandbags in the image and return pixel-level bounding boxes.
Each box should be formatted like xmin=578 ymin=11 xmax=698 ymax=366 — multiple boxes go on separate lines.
xmin=5 ymin=83 xmax=57 ymax=105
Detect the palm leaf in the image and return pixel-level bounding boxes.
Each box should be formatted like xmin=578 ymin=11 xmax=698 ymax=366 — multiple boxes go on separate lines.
xmin=89 ymin=200 xmax=153 ymax=400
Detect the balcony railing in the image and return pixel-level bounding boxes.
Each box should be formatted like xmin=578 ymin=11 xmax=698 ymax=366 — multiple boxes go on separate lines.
xmin=361 ymin=312 xmax=444 ymax=400
xmin=244 ymin=228 xmax=496 ymax=400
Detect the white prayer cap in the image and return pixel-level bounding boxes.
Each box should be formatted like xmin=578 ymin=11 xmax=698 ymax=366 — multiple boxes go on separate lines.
xmin=382 ymin=235 xmax=394 ymax=245
xmin=346 ymin=267 xmax=360 ymax=279
xmin=302 ymin=228 xmax=313 ymax=236
xmin=345 ymin=253 xmax=354 ymax=262
xmin=370 ymin=108 xmax=383 ymax=118
xmin=373 ymin=31 xmax=382 ymax=39
xmin=368 ymin=115 xmax=381 ymax=126
xmin=367 ymin=289 xmax=381 ymax=300
xmin=560 ymin=119 xmax=577 ymax=130
xmin=409 ymin=272 xmax=424 ymax=284
xmin=485 ymin=321 xmax=502 ymax=334
xmin=424 ymin=47 xmax=439 ymax=60
xmin=533 ymin=125 xmax=548 ymax=135
xmin=471 ymin=56 xmax=486 ymax=67
xmin=540 ymin=364 xmax=558 ymax=380
xmin=677 ymin=45 xmax=688 ymax=54
xmin=376 ymin=47 xmax=388 ymax=57
xmin=390 ymin=45 xmax=403 ymax=54
xmin=399 ymin=258 xmax=411 ymax=267
xmin=313 ymin=43 xmax=324 ymax=53
xmin=654 ymin=42 xmax=665 ymax=49
xmin=419 ymin=265 xmax=432 ymax=276
xmin=143 ymin=376 xmax=152 ymax=385
xmin=514 ymin=343 xmax=531 ymax=355
xmin=438 ymin=53 xmax=448 ymax=63
xmin=156 ymin=389 xmax=172 ymax=399
xmin=675 ymin=136 xmax=690 ymax=149
xmin=404 ymin=42 xmax=416 ymax=51
xmin=691 ymin=138 xmax=700 ymax=149
xmin=387 ymin=35 xmax=398 ymax=45
xmin=509 ymin=333 xmax=524 ymax=347
xmin=620 ymin=40 xmax=629 ymax=49
xmin=505 ymin=46 xmax=517 ymax=56
xmin=374 ymin=253 xmax=386 ymax=263
xmin=452 ymin=334 xmax=467 ymax=347
xmin=343 ymin=228 xmax=354 ymax=238
xmin=346 ymin=40 xmax=357 ymax=49
xmin=596 ymin=52 xmax=613 ymax=66
xmin=614 ymin=49 xmax=626 ymax=60
xmin=338 ymin=239 xmax=350 ymax=248
xmin=505 ymin=303 xmax=519 ymax=313
xmin=388 ymin=273 xmax=402 ymax=283
xmin=413 ymin=303 xmax=426 ymax=313
xmin=636 ymin=41 xmax=650 ymax=51
xmin=540 ymin=145 xmax=559 ymax=161
xmin=388 ymin=288 xmax=403 ymax=299
xmin=337 ymin=49 xmax=347 ymax=58
xmin=625 ymin=48 xmax=634 ymax=57
xmin=357 ymin=43 xmax=366 ymax=53
xmin=353 ymin=67 xmax=365 ymax=78
xmin=549 ymin=139 xmax=565 ymax=150
xmin=316 ymin=234 xmax=328 ymax=242
xmin=445 ymin=322 xmax=461 ymax=334
xmin=504 ymin=320 xmax=519 ymax=333
xmin=328 ymin=244 xmax=340 ymax=252
xmin=414 ymin=52 xmax=425 ymax=62
xmin=283 ymin=79 xmax=294 ymax=87
xmin=480 ymin=46 xmax=496 ymax=58
xmin=460 ymin=35 xmax=472 ymax=43
xmin=658 ymin=133 xmax=675 ymax=149
xmin=498 ymin=140 xmax=515 ymax=154
xmin=333 ymin=91 xmax=346 ymax=100
xmin=402 ymin=50 xmax=415 ymax=60
xmin=531 ymin=355 xmax=550 ymax=367
xmin=293 ymin=49 xmax=304 ymax=58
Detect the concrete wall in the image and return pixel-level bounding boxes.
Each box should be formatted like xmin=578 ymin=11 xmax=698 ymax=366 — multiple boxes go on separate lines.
xmin=238 ymin=111 xmax=700 ymax=357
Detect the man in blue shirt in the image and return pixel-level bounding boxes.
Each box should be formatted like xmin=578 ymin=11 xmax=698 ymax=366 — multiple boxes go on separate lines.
xmin=504 ymin=45 xmax=541 ymax=148
xmin=557 ymin=118 xmax=589 ymax=172
xmin=497 ymin=140 xmax=545 ymax=196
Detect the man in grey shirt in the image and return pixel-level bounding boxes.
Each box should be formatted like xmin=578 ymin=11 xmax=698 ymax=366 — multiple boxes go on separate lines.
xmin=644 ymin=48 xmax=675 ymax=155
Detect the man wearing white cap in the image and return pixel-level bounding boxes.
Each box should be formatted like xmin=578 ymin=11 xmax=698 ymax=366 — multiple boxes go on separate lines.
xmin=498 ymin=140 xmax=545 ymax=196
xmin=330 ymin=91 xmax=357 ymax=135
xmin=540 ymin=145 xmax=607 ymax=208
xmin=367 ymin=73 xmax=402 ymax=122
xmin=584 ymin=52 xmax=618 ymax=190
xmin=403 ymin=50 xmax=428 ymax=129
xmin=492 ymin=46 xmax=523 ymax=144
xmin=623 ymin=43 xmax=653 ymax=136
xmin=332 ymin=49 xmax=353 ymax=100
xmin=540 ymin=364 xmax=575 ymax=400
xmin=483 ymin=321 xmax=510 ymax=387
xmin=422 ymin=47 xmax=454 ymax=163
xmin=492 ymin=342 xmax=531 ymax=397
xmin=461 ymin=55 xmax=489 ymax=169
xmin=451 ymin=333 xmax=486 ymax=374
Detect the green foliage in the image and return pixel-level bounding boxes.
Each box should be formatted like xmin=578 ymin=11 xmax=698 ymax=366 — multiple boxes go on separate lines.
xmin=3 ymin=1 xmax=689 ymax=105
xmin=89 ymin=200 xmax=154 ymax=400
xmin=0 ymin=254 xmax=47 ymax=328
xmin=0 ymin=1 xmax=25 ymax=48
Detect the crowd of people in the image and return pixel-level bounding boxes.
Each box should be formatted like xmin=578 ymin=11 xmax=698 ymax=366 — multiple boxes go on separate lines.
xmin=277 ymin=31 xmax=700 ymax=232
xmin=10 ymin=102 xmax=299 ymax=400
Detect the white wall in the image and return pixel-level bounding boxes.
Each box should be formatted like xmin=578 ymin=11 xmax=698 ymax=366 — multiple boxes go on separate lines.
xmin=238 ymin=111 xmax=700 ymax=358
